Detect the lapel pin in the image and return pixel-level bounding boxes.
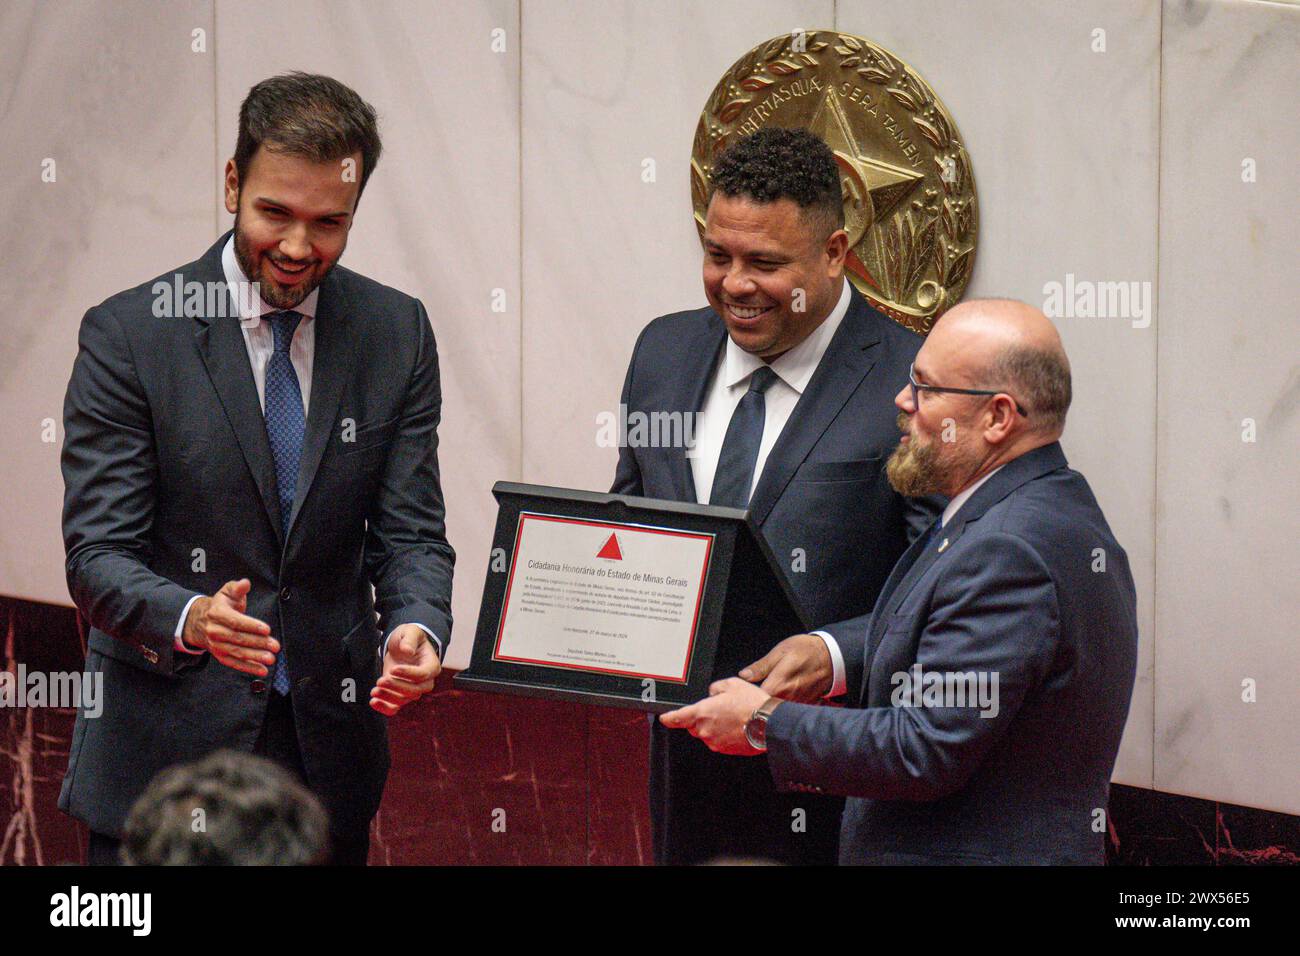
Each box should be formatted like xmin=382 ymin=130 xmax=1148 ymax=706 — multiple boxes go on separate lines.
xmin=937 ymin=537 xmax=949 ymax=553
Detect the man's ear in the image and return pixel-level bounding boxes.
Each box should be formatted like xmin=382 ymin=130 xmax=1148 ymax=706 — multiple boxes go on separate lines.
xmin=223 ymin=159 xmax=240 ymax=215
xmin=983 ymin=395 xmax=1021 ymax=445
xmin=825 ymin=228 xmax=849 ymax=276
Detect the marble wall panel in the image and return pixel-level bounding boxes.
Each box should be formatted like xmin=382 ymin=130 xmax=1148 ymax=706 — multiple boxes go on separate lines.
xmin=0 ymin=0 xmax=216 ymax=605
xmin=519 ymin=0 xmax=836 ymax=491
xmin=1153 ymin=0 xmax=1300 ymax=815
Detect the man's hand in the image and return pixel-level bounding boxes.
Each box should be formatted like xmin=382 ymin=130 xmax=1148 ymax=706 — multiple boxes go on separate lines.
xmin=659 ymin=677 xmax=771 ymax=756
xmin=370 ymin=625 xmax=441 ymax=716
xmin=183 ymin=579 xmax=278 ymax=676
xmin=739 ymin=633 xmax=833 ymax=703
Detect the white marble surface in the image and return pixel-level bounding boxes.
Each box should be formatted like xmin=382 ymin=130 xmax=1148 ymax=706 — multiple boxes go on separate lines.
xmin=0 ymin=0 xmax=216 ymax=605
xmin=211 ymin=0 xmax=520 ymax=670
xmin=1154 ymin=0 xmax=1300 ymax=814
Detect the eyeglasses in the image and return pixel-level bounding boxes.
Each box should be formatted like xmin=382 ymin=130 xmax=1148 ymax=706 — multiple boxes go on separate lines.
xmin=908 ymin=363 xmax=1029 ymax=417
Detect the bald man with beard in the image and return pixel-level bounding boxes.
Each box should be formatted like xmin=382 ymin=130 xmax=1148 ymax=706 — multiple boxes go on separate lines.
xmin=663 ymin=299 xmax=1139 ymax=864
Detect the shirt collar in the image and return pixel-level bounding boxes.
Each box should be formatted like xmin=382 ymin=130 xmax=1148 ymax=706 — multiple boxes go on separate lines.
xmin=942 ymin=463 xmax=1006 ymax=527
xmin=221 ymin=234 xmax=319 ymax=327
xmin=721 ymin=279 xmax=852 ymax=393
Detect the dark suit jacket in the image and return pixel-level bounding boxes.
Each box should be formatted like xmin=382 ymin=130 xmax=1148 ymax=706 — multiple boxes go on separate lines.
xmin=611 ymin=285 xmax=940 ymax=864
xmin=59 ymin=231 xmax=455 ymax=838
xmin=766 ymin=442 xmax=1139 ymax=864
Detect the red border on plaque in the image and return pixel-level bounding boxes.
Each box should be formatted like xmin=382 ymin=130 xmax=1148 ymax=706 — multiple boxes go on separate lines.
xmin=491 ymin=513 xmax=714 ymax=683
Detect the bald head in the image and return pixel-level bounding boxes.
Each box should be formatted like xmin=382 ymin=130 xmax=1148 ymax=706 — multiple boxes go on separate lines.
xmin=926 ymin=298 xmax=1072 ymax=436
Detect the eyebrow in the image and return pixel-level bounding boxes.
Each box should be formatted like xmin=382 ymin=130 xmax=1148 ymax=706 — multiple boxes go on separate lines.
xmin=703 ymin=240 xmax=790 ymax=261
xmin=256 ymin=198 xmax=352 ymax=219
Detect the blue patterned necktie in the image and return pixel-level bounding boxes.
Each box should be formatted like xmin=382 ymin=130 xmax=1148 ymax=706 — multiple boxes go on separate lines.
xmin=709 ymin=365 xmax=779 ymax=508
xmin=264 ymin=311 xmax=304 ymax=695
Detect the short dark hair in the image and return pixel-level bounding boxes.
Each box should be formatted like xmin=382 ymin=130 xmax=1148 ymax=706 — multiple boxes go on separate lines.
xmin=233 ymin=71 xmax=382 ymax=201
xmin=708 ymin=127 xmax=844 ymax=237
xmin=988 ymin=344 xmax=1073 ymax=433
xmin=122 ymin=750 xmax=330 ymax=865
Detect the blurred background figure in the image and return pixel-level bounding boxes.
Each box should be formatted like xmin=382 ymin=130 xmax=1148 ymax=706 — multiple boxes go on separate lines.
xmin=120 ymin=749 xmax=329 ymax=866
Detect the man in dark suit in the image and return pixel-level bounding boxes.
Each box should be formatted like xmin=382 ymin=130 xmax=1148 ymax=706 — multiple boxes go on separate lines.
xmin=664 ymin=299 xmax=1139 ymax=864
xmin=59 ymin=73 xmax=454 ymax=865
xmin=611 ymin=128 xmax=939 ymax=865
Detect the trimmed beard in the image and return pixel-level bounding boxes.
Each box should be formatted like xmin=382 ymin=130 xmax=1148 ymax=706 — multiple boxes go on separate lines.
xmin=886 ymin=412 xmax=981 ymax=498
xmin=886 ymin=430 xmax=943 ymax=497
xmin=232 ymin=209 xmax=326 ymax=311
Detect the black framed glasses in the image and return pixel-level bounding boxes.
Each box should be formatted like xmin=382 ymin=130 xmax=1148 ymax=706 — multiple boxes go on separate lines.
xmin=908 ymin=363 xmax=1029 ymax=417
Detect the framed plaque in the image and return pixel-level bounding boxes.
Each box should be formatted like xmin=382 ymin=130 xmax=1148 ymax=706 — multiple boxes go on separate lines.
xmin=455 ymin=483 xmax=809 ymax=712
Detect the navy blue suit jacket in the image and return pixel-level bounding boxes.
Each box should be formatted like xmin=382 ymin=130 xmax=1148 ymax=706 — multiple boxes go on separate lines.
xmin=611 ymin=285 xmax=940 ymax=864
xmin=59 ymin=231 xmax=455 ymax=837
xmin=766 ymin=442 xmax=1139 ymax=864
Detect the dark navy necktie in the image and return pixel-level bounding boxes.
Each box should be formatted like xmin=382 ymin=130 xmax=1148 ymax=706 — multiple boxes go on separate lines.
xmin=264 ymin=311 xmax=304 ymax=695
xmin=929 ymin=514 xmax=946 ymax=544
xmin=709 ymin=365 xmax=779 ymax=508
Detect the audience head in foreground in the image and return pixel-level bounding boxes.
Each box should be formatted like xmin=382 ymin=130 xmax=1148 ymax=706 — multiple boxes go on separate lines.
xmin=122 ymin=749 xmax=330 ymax=865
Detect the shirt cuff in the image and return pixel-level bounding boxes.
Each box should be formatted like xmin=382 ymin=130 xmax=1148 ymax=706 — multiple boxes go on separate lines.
xmin=380 ymin=623 xmax=443 ymax=661
xmin=174 ymin=594 xmax=206 ymax=655
xmin=812 ymin=629 xmax=846 ymax=698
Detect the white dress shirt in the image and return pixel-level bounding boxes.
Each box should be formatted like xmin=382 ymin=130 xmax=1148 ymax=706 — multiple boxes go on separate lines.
xmin=174 ymin=237 xmax=435 ymax=661
xmin=690 ymin=280 xmax=852 ymax=504
xmin=222 ymin=235 xmax=319 ymax=414
xmin=690 ymin=281 xmax=852 ymax=698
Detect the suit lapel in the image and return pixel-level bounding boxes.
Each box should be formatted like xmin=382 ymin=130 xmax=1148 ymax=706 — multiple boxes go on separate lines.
xmin=193 ymin=234 xmax=285 ymax=542
xmin=853 ymin=518 xmax=943 ymax=703
xmin=857 ymin=442 xmax=1072 ymax=700
xmin=284 ymin=272 xmax=354 ymax=540
xmin=885 ymin=444 xmax=1069 ymax=620
xmin=192 ymin=233 xmax=358 ymax=547
xmin=872 ymin=519 xmax=938 ymax=622
xmin=672 ymin=316 xmax=727 ymax=503
xmin=874 ymin=521 xmax=945 ymax=623
xmin=746 ymin=288 xmax=881 ymax=527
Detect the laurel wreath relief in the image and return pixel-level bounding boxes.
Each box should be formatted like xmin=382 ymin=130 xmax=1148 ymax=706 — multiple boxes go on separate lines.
xmin=694 ymin=32 xmax=977 ymax=323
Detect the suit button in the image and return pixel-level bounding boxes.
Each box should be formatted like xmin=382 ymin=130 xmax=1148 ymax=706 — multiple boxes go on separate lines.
xmin=250 ymin=680 xmax=266 ymax=694
xmin=280 ymin=587 xmax=291 ymax=601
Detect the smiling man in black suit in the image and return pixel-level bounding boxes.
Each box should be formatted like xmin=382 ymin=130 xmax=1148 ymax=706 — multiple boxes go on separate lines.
xmin=611 ymin=128 xmax=940 ymax=865
xmin=60 ymin=72 xmax=454 ymax=865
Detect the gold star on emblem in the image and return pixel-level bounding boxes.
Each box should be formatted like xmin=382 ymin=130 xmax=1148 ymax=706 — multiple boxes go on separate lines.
xmin=808 ymin=86 xmax=924 ymax=248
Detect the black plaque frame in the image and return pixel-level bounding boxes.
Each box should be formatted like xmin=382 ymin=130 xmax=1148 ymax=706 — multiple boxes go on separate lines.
xmin=454 ymin=482 xmax=809 ymax=713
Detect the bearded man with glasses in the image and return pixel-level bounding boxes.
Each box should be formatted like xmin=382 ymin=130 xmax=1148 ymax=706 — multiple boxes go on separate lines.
xmin=665 ymin=298 xmax=1140 ymax=865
